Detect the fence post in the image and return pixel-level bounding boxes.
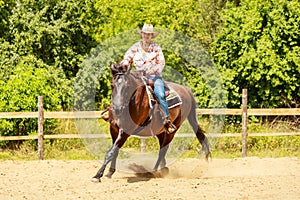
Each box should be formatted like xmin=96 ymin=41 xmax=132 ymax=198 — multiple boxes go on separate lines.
xmin=140 ymin=137 xmax=146 ymax=153
xmin=38 ymin=96 xmax=44 ymax=160
xmin=242 ymin=89 xmax=248 ymax=157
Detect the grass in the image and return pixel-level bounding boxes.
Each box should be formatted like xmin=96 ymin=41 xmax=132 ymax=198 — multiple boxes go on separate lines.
xmin=0 ymin=139 xmax=95 ymax=161
xmin=0 ymin=116 xmax=299 ymax=160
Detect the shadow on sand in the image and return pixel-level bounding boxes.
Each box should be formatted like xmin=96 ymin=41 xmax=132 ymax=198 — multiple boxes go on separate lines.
xmin=126 ymin=163 xmax=169 ymax=183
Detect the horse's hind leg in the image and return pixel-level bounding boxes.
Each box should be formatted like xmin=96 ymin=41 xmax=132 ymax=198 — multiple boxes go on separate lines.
xmin=154 ymin=143 xmax=169 ymax=171
xmin=154 ymin=133 xmax=175 ymax=171
xmin=187 ymin=107 xmax=211 ymax=159
xmin=92 ymin=128 xmax=129 ymax=182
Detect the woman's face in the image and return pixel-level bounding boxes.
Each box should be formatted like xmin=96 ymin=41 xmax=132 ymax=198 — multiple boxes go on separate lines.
xmin=141 ymin=32 xmax=153 ymax=43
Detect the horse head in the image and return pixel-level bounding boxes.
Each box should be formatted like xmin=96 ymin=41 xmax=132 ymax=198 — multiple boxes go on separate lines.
xmin=110 ymin=62 xmax=135 ymax=118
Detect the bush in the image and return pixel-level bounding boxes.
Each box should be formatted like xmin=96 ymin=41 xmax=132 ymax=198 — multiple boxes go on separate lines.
xmin=0 ymin=56 xmax=71 ymax=147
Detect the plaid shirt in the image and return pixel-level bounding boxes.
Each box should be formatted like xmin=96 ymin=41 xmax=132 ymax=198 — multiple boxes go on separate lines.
xmin=122 ymin=41 xmax=165 ymax=77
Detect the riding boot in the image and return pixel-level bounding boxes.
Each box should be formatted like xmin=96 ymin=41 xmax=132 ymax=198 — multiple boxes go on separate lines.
xmin=164 ymin=117 xmax=177 ymax=134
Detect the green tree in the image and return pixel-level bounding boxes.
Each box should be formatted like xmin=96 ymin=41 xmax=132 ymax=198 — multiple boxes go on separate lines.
xmin=7 ymin=0 xmax=96 ymax=79
xmin=0 ymin=0 xmax=96 ymax=142
xmin=0 ymin=55 xmax=70 ymax=146
xmin=0 ymin=0 xmax=15 ymax=38
xmin=211 ymin=0 xmax=300 ymax=108
xmin=82 ymin=0 xmax=226 ymax=108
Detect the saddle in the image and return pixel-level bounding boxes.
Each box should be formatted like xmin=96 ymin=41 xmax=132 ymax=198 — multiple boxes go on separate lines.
xmin=142 ymin=77 xmax=181 ymax=134
xmin=142 ymin=77 xmax=182 ymax=109
xmin=145 ymin=78 xmax=170 ymax=97
xmin=101 ymin=76 xmax=182 ymax=135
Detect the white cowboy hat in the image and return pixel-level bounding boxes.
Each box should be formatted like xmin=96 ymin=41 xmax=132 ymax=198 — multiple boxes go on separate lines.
xmin=137 ymin=24 xmax=159 ymax=38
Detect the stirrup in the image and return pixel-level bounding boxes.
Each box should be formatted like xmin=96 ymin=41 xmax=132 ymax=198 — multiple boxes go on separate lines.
xmin=164 ymin=119 xmax=177 ymax=134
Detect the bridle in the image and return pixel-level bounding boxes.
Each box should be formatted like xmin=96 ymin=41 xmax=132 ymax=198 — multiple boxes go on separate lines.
xmin=111 ymin=70 xmax=152 ymax=135
xmin=111 ymin=71 xmax=133 ymax=113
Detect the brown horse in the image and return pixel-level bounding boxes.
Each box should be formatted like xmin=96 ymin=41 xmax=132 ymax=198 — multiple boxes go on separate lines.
xmin=92 ymin=62 xmax=211 ymax=182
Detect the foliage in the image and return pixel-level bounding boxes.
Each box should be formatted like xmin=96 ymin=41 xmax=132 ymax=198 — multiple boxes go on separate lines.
xmin=1 ymin=56 xmax=61 ymax=112
xmin=0 ymin=56 xmax=71 ymax=147
xmin=0 ymin=0 xmax=16 ymax=38
xmin=82 ymin=0 xmax=226 ymax=109
xmin=7 ymin=0 xmax=96 ymax=78
xmin=1 ymin=0 xmax=299 ymax=152
xmin=0 ymin=0 xmax=94 ymax=143
xmin=90 ymin=0 xmax=223 ymax=47
xmin=211 ymin=0 xmax=300 ymax=108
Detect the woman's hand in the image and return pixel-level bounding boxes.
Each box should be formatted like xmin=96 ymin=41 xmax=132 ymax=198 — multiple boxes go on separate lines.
xmin=120 ymin=60 xmax=129 ymax=66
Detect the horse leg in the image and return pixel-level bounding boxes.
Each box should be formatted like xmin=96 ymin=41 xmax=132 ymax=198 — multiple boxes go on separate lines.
xmin=104 ymin=152 xmax=118 ymax=178
xmin=105 ymin=125 xmax=119 ymax=179
xmin=153 ymin=143 xmax=169 ymax=171
xmin=92 ymin=128 xmax=129 ymax=182
xmin=154 ymin=132 xmax=175 ymax=171
xmin=187 ymin=106 xmax=211 ymax=160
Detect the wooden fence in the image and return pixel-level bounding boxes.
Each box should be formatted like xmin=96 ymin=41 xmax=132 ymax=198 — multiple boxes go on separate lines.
xmin=0 ymin=90 xmax=300 ymax=159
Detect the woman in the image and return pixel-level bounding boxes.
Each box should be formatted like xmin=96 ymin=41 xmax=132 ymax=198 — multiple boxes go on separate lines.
xmin=120 ymin=24 xmax=177 ymax=134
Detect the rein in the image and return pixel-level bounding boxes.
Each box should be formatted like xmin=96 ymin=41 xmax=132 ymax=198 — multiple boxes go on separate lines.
xmin=113 ymin=72 xmax=127 ymax=76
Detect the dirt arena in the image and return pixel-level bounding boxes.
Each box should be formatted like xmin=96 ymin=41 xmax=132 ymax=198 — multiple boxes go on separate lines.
xmin=0 ymin=157 xmax=299 ymax=200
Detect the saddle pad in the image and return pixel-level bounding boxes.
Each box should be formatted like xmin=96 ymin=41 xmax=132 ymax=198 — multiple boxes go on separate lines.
xmin=146 ymin=85 xmax=182 ymax=109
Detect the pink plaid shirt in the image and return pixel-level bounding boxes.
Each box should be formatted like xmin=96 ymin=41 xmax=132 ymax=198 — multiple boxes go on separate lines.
xmin=122 ymin=41 xmax=165 ymax=77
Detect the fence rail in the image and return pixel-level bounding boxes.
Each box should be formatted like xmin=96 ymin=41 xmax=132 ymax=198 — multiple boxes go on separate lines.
xmin=0 ymin=90 xmax=300 ymax=159
xmin=1 ymin=132 xmax=299 ymax=141
xmin=1 ymin=108 xmax=300 ymax=119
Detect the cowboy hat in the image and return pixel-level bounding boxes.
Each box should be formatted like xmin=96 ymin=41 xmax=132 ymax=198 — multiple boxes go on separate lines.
xmin=137 ymin=24 xmax=159 ymax=38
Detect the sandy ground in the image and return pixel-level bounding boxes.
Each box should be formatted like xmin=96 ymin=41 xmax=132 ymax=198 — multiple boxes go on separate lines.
xmin=0 ymin=157 xmax=299 ymax=200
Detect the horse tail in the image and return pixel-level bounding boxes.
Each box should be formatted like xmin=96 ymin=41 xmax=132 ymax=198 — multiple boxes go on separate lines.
xmin=187 ymin=90 xmax=211 ymax=159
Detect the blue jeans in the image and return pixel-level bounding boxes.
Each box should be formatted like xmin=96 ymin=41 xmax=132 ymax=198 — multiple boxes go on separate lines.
xmin=151 ymin=77 xmax=169 ymax=119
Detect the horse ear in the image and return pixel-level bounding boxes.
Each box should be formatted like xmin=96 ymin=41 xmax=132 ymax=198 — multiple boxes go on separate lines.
xmin=110 ymin=62 xmax=118 ymax=75
xmin=110 ymin=61 xmax=115 ymax=69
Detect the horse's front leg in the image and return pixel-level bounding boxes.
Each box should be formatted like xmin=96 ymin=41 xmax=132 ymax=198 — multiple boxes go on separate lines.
xmin=104 ymin=151 xmax=119 ymax=179
xmin=105 ymin=124 xmax=120 ymax=179
xmin=92 ymin=128 xmax=129 ymax=182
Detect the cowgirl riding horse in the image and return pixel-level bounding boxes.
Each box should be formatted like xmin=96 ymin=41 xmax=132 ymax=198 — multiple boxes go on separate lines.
xmin=120 ymin=24 xmax=177 ymax=133
xmin=92 ymin=24 xmax=211 ymax=182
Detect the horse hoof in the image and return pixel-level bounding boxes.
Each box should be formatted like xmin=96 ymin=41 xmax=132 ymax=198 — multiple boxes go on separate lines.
xmin=153 ymin=167 xmax=169 ymax=178
xmin=160 ymin=167 xmax=169 ymax=177
xmin=91 ymin=177 xmax=101 ymax=183
xmin=104 ymin=174 xmax=112 ymax=179
xmin=205 ymin=152 xmax=212 ymax=162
